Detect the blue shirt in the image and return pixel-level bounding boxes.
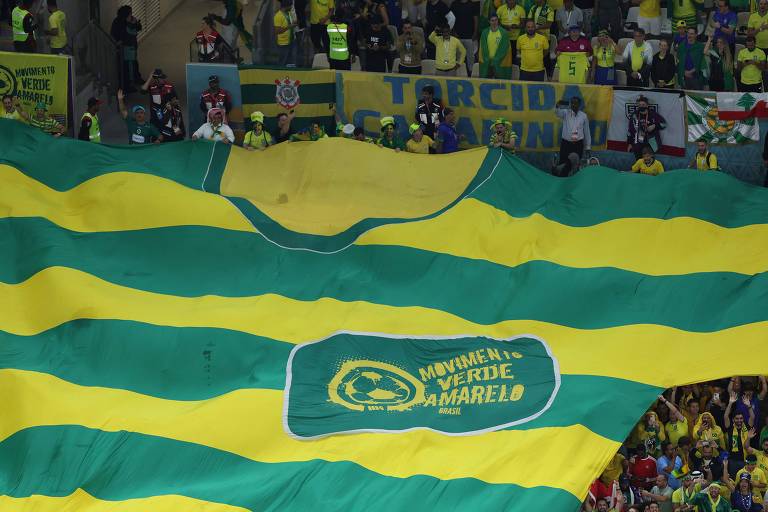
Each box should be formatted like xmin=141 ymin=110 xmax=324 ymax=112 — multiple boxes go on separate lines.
xmin=437 ymin=123 xmax=459 ymax=153
xmin=713 ymin=11 xmax=737 ymax=44
xmin=656 ymin=455 xmax=683 ymax=490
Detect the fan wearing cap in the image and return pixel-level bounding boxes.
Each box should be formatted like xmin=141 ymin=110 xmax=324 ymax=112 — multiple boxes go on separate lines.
xmin=141 ymin=69 xmax=178 ymax=128
xmin=200 ymin=75 xmax=232 ymax=119
xmin=117 ymin=89 xmax=163 ymax=145
xmin=29 ymin=102 xmax=64 ymax=137
xmin=729 ymin=471 xmax=762 ymax=512
xmin=78 ymin=97 xmax=102 ymax=143
xmin=489 ymin=118 xmax=517 ymax=151
xmin=406 ymin=123 xmax=435 ymax=153
xmin=377 ymin=117 xmax=406 ymax=151
xmin=192 ymin=108 xmax=235 ymax=144
xmin=555 ymin=25 xmax=592 ymax=83
xmin=1 ymin=94 xmax=30 ymax=123
xmin=243 ymin=111 xmax=274 ymax=150
xmin=735 ymin=454 xmax=767 ymax=505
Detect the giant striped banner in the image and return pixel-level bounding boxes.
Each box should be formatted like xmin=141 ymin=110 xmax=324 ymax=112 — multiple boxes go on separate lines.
xmin=1 ymin=118 xmax=767 ymax=510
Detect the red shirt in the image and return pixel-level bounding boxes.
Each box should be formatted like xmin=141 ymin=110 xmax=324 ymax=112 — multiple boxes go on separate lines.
xmin=628 ymin=455 xmax=657 ymax=490
xmin=556 ymin=36 xmax=592 ymax=54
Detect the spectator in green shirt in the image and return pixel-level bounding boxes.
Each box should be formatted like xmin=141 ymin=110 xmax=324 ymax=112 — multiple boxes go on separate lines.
xmin=117 ymin=89 xmax=163 ymax=145
xmin=377 ymin=116 xmax=406 ymax=151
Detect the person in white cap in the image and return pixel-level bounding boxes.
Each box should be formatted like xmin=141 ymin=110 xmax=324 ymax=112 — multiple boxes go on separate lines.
xmin=243 ymin=111 xmax=274 ymax=150
xmin=192 ymin=108 xmax=234 ymax=143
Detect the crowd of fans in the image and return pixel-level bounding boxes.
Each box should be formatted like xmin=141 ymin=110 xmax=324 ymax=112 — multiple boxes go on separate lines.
xmin=1 ymin=0 xmax=763 ymax=179
xmin=584 ymin=376 xmax=768 ymax=512
xmin=270 ymin=0 xmax=768 ymax=91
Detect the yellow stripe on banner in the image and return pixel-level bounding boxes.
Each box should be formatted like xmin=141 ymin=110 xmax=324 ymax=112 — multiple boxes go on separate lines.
xmin=0 ymin=489 xmax=248 ymax=512
xmin=2 ymin=266 xmax=768 ymax=387
xmin=0 ymin=165 xmax=255 ymax=234
xmin=220 ymin=139 xmax=488 ymax=235
xmin=241 ymin=102 xmax=336 ymax=118
xmin=0 ymin=369 xmax=617 ymax=497
xmin=239 ymin=68 xmax=336 ymax=86
xmin=357 ymin=198 xmax=768 ymax=277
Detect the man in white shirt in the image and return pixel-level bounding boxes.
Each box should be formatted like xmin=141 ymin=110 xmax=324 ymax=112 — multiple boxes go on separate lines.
xmin=554 ymin=96 xmax=590 ymax=177
xmin=192 ymin=107 xmax=235 ymax=143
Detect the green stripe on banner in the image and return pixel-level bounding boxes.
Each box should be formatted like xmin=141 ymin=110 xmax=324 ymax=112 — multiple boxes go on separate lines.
xmin=241 ymin=83 xmax=335 ymax=106
xmin=0 ymin=121 xmax=231 ymax=191
xmin=0 ymin=320 xmax=662 ymax=440
xmin=687 ymin=111 xmax=702 ymax=125
xmin=0 ymin=426 xmax=582 ymax=511
xmin=2 ymin=218 xmax=768 ymax=332
xmin=472 ymin=151 xmax=768 ymax=229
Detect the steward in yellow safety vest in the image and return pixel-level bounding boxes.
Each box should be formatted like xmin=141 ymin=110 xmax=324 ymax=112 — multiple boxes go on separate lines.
xmin=78 ymin=97 xmax=102 ymax=143
xmin=12 ymin=1 xmax=38 ymax=53
xmin=325 ymin=14 xmax=357 ymax=70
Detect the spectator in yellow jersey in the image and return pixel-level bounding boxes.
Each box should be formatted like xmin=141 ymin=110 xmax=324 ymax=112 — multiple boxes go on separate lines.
xmin=274 ymin=0 xmax=298 ymax=67
xmin=406 ymin=123 xmax=436 ymax=153
xmin=527 ymin=0 xmax=555 ymax=74
xmin=592 ymin=29 xmax=617 ymax=85
xmin=748 ymin=0 xmax=768 ymax=57
xmin=497 ymin=0 xmax=526 ymax=59
xmin=489 ymin=118 xmax=518 ymax=151
xmin=659 ymin=393 xmax=690 ymax=448
xmin=429 ymin=23 xmax=467 ymax=75
xmin=45 ymin=0 xmax=67 ymax=54
xmin=310 ymin=0 xmax=335 ymax=52
xmin=631 ymin=146 xmax=665 ymax=175
xmin=244 ymin=111 xmax=274 ymax=150
xmin=634 ymin=0 xmax=661 ymax=36
xmin=518 ymin=19 xmax=549 ymax=81
xmin=623 ymin=28 xmax=654 ymax=86
xmin=1 ymin=94 xmax=29 ymax=123
xmin=689 ymin=141 xmax=720 ymax=171
xmin=739 ymin=35 xmax=767 ymax=92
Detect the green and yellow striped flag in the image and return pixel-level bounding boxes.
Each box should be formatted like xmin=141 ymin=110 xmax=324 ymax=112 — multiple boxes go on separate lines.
xmin=239 ymin=67 xmax=336 ymax=136
xmin=1 ymin=118 xmax=767 ymax=511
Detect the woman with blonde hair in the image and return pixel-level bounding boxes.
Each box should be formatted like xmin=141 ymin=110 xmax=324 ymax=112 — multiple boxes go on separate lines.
xmin=693 ymin=411 xmax=726 ymax=450
xmin=705 ymin=34 xmax=736 ymax=91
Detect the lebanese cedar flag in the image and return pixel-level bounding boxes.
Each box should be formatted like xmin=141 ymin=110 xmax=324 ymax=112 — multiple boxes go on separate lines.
xmin=716 ymin=92 xmax=768 ymax=120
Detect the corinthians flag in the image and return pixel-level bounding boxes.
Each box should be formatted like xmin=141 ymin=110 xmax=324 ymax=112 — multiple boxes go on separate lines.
xmin=0 ymin=118 xmax=767 ymax=510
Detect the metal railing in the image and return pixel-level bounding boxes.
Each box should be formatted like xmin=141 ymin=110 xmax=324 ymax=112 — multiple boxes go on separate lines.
xmin=70 ymin=20 xmax=121 ymax=96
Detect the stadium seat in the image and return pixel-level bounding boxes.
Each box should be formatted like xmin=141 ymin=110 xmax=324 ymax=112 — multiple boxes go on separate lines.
xmin=422 ymin=59 xmax=436 ymax=75
xmin=412 ymin=26 xmax=425 ymax=42
xmin=591 ymin=36 xmax=599 ymax=49
xmin=351 ymin=58 xmax=361 ymax=71
xmin=312 ymin=53 xmax=330 ymax=69
xmin=472 ymin=62 xmax=480 ymax=77
xmin=616 ymin=37 xmax=632 ymax=64
xmin=511 ymin=64 xmax=519 ymax=80
xmin=457 ymin=62 xmax=468 ymax=76
xmin=551 ymin=67 xmax=560 ymax=82
xmin=704 ymin=11 xmax=716 ymax=37
xmin=647 ymin=39 xmax=660 ymax=54
xmin=737 ymin=11 xmax=750 ymax=34
xmin=549 ymin=34 xmax=558 ymax=60
xmin=387 ymin=25 xmax=399 ymax=51
xmin=616 ymin=69 xmax=627 ymax=85
xmin=392 ymin=57 xmax=400 ymax=73
xmin=736 ymin=43 xmax=745 ymax=56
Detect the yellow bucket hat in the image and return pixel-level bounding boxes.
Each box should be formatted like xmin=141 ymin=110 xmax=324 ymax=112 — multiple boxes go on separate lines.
xmin=250 ymin=111 xmax=265 ymax=124
xmin=380 ymin=116 xmax=396 ymax=129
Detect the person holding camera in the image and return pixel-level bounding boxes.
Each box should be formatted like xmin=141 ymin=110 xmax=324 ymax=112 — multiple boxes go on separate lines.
xmin=554 ymin=96 xmax=590 ymax=177
xmin=141 ymin=69 xmax=178 ymax=129
xmin=397 ymin=20 xmax=425 ymax=74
